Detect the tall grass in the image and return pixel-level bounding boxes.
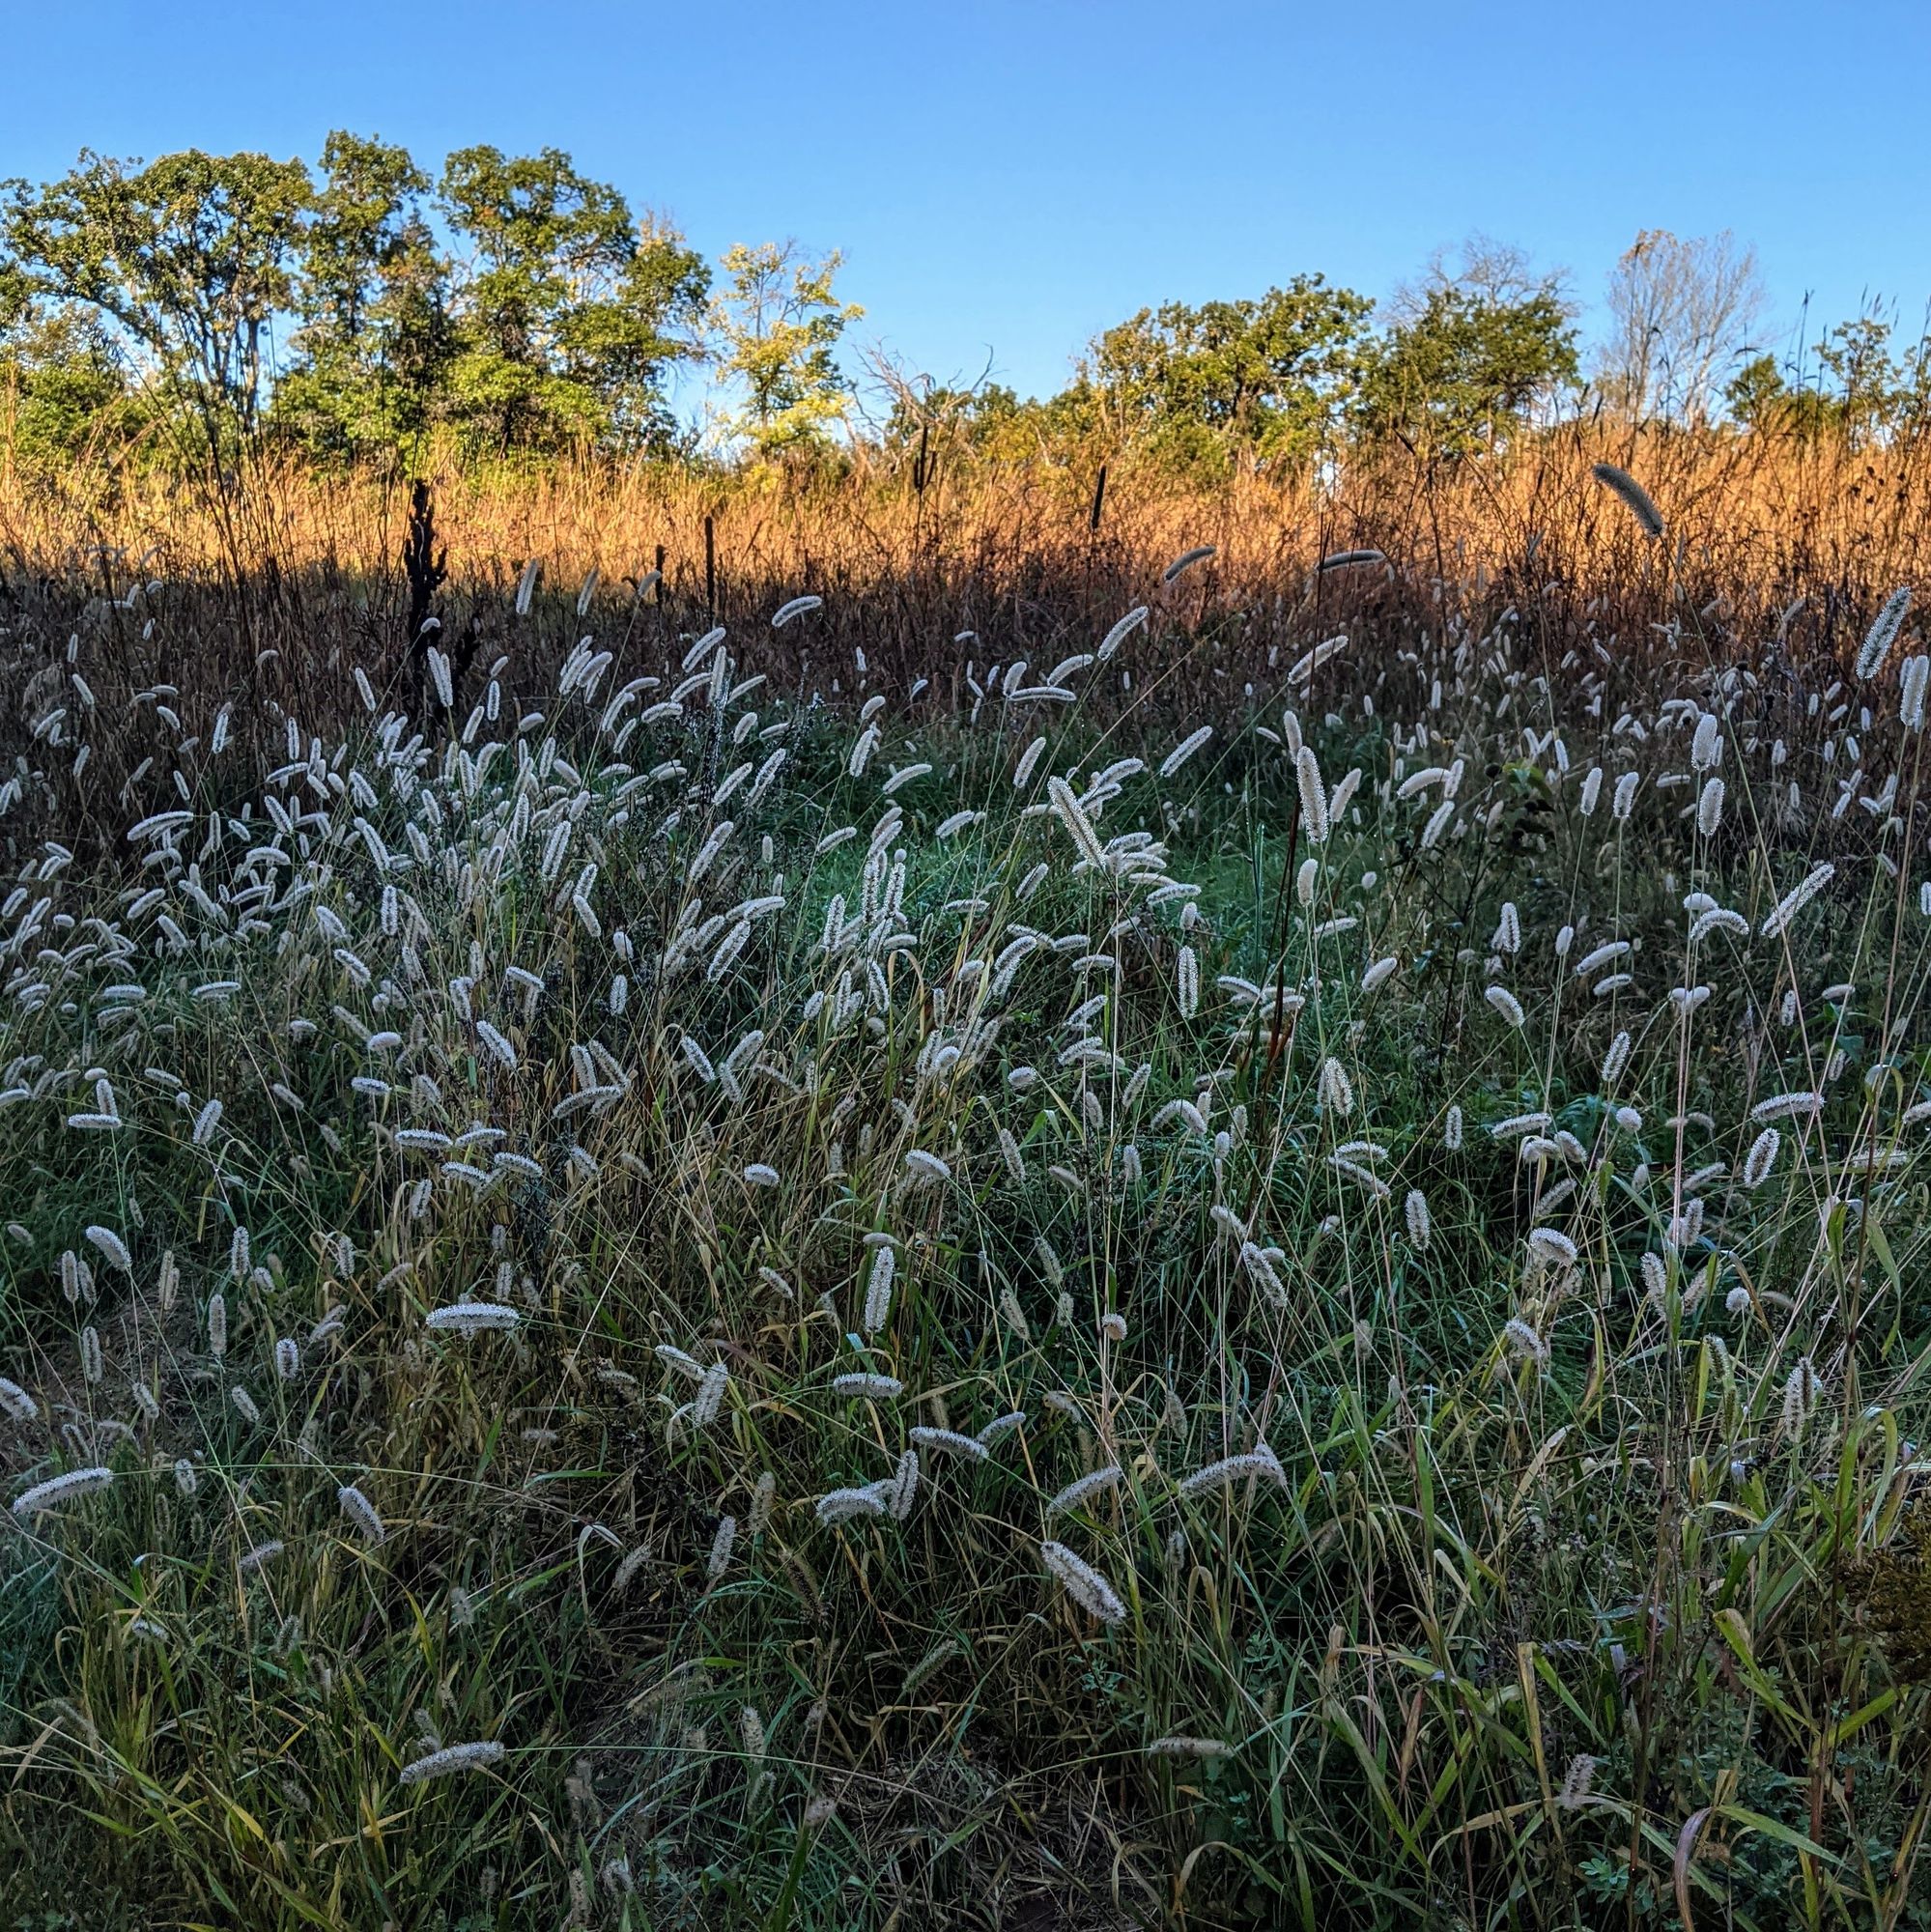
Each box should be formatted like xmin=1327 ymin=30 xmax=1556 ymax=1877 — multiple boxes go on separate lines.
xmin=5 ymin=419 xmax=1931 ymax=668
xmin=0 ymin=447 xmax=1929 ymax=1927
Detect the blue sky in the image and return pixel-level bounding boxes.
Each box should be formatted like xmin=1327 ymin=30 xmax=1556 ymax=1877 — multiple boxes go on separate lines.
xmin=7 ymin=0 xmax=1928 ymax=404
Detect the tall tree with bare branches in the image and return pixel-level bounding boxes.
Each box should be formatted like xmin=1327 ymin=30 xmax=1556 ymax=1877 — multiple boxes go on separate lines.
xmin=1598 ymin=228 xmax=1766 ymax=423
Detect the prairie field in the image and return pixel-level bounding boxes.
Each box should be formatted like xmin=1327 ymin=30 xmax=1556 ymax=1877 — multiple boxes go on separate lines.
xmin=3 ymin=442 xmax=1931 ymax=1931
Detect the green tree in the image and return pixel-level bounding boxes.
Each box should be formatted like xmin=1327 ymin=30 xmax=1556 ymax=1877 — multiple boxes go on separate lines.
xmin=1725 ymin=353 xmax=1802 ymax=432
xmin=917 ymin=383 xmax=1056 ymax=463
xmin=1725 ymin=315 xmax=1931 ymax=444
xmin=1356 ymin=242 xmax=1578 ymax=454
xmin=1897 ymin=331 xmax=1931 ymax=437
xmin=437 ymin=145 xmax=709 ymax=457
xmin=1722 ymin=352 xmax=1857 ymax=440
xmin=1814 ymin=315 xmax=1904 ymax=447
xmin=950 ymin=383 xmax=1065 ymax=462
xmin=1 ymin=148 xmax=314 ymax=457
xmin=0 ymin=301 xmax=139 ymax=468
xmin=711 ymin=242 xmax=863 ymax=455
xmin=0 ymin=261 xmax=140 ymax=466
xmin=867 ymin=355 xmax=1059 ymax=469
xmin=1076 ymin=279 xmax=1373 ymax=474
xmin=273 ymin=131 xmax=453 ymax=463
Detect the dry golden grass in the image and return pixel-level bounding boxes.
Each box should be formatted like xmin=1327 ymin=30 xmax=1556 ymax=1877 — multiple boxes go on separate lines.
xmin=3 ymin=423 xmax=1927 ymax=655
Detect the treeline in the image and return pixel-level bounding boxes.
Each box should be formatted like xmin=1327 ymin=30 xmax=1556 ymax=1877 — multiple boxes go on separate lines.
xmin=0 ymin=137 xmax=860 ymax=469
xmin=2 ymin=136 xmax=1929 ymax=482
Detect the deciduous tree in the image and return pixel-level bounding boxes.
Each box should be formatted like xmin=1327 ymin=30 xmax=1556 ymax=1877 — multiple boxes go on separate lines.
xmin=1356 ymin=240 xmax=1579 ymax=454
xmin=2 ymin=147 xmax=313 ymax=457
xmin=1598 ymin=229 xmax=1765 ymax=423
xmin=274 ymin=131 xmax=452 ymax=463
xmin=437 ymin=145 xmax=709 ymax=457
xmin=1079 ymin=279 xmax=1374 ymax=473
xmin=711 ymin=242 xmax=864 ymax=456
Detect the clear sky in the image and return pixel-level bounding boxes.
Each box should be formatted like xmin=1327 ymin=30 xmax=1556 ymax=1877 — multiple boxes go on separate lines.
xmin=6 ymin=0 xmax=1929 ymax=403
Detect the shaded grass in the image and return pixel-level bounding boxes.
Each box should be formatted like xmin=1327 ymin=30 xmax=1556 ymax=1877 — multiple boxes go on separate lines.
xmin=0 ymin=534 xmax=1929 ymax=1928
